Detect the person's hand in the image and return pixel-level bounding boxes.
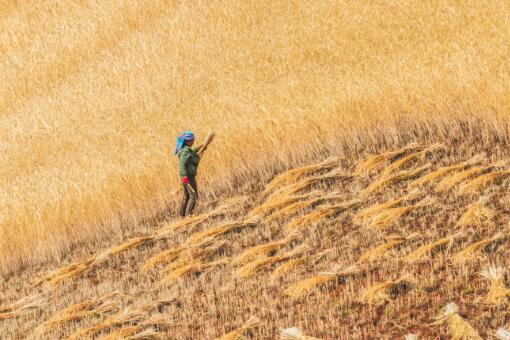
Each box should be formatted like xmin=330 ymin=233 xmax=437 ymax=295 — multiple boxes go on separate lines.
xmin=182 ymin=177 xmax=190 ymax=184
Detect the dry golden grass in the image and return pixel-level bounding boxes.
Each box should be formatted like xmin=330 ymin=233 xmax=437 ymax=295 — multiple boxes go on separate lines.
xmin=358 ymin=234 xmax=420 ymax=263
xmin=453 ymin=234 xmax=504 ymax=264
xmin=459 ymin=169 xmax=510 ymax=194
xmin=436 ymin=165 xmax=494 ymax=192
xmin=216 ymin=316 xmax=261 ymax=340
xmin=280 ymin=327 xmax=321 ymax=340
xmin=402 ymin=233 xmax=463 ymax=264
xmin=360 ymin=164 xmax=431 ymax=196
xmin=379 ymin=143 xmax=444 ymax=177
xmin=456 ymin=201 xmax=496 ymax=228
xmin=354 ymin=143 xmax=421 ymax=175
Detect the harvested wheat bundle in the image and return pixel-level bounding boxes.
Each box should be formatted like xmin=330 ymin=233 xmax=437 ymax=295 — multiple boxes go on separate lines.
xmin=354 ymin=190 xmax=423 ymax=223
xmin=128 ymin=328 xmax=163 ymax=340
xmin=369 ymin=198 xmax=432 ymax=230
xmin=380 ymin=144 xmax=444 ymax=178
xmin=267 ymin=169 xmax=351 ymax=204
xmin=246 ymin=192 xmax=315 ymax=220
xmin=358 ymin=235 xmax=408 ymax=263
xmin=432 ymin=302 xmax=482 ymax=340
xmin=0 ymin=293 xmax=47 ymax=320
xmin=187 ymin=220 xmax=257 ymax=246
xmin=459 ymin=169 xmax=510 ymax=194
xmin=263 ymin=157 xmax=340 ymax=195
xmin=280 ymin=327 xmax=321 ymax=340
xmin=402 ymin=233 xmax=462 ymax=264
xmin=34 ymin=257 xmax=94 ymax=286
xmin=271 ymin=248 xmax=332 ymax=280
xmin=493 ymin=328 xmax=510 ymax=340
xmin=235 ymin=244 xmax=308 ymax=278
xmin=410 ymin=155 xmax=484 ymax=188
xmin=359 ymin=274 xmax=416 ymax=305
xmin=456 ymin=201 xmax=495 ymax=228
xmin=453 ymin=234 xmax=504 ymax=264
xmin=159 ymin=258 xmax=230 ymax=285
xmin=354 ymin=143 xmax=421 ymax=175
xmin=436 ymin=165 xmax=493 ymax=192
xmin=266 ymin=192 xmax=344 ymax=222
xmin=285 ymin=199 xmax=361 ymax=232
xmin=102 ymin=314 xmax=167 ymax=340
xmin=162 ymin=240 xmax=227 ymax=273
xmin=361 ymin=164 xmax=431 ymax=196
xmin=234 ymin=233 xmax=299 ymax=265
xmin=284 ymin=265 xmax=360 ymax=299
xmin=480 ymin=266 xmax=510 ymax=305
xmin=34 ymin=291 xmax=122 ymax=335
xmin=92 ymin=236 xmax=154 ymax=267
xmin=67 ymin=300 xmax=173 ymax=340
xmin=155 ymin=213 xmax=212 ymax=238
xmin=404 ymin=334 xmax=419 ymax=340
xmin=216 ymin=316 xmax=261 ymax=340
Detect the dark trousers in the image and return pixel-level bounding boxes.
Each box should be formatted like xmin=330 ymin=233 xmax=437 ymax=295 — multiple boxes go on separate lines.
xmin=180 ymin=176 xmax=198 ymax=217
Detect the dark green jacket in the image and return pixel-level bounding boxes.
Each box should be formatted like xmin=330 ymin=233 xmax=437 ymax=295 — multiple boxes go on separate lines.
xmin=178 ymin=146 xmax=200 ymax=178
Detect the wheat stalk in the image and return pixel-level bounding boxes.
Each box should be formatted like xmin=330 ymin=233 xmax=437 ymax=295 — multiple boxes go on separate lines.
xmin=493 ymin=328 xmax=510 ymax=340
xmin=187 ymin=220 xmax=257 ymax=245
xmin=360 ymin=164 xmax=431 ymax=196
xmin=284 ymin=265 xmax=360 ymax=299
xmin=102 ymin=314 xmax=167 ymax=340
xmin=379 ymin=143 xmax=443 ymax=177
xmin=359 ymin=274 xmax=416 ymax=305
xmin=453 ymin=234 xmax=504 ymax=264
xmin=271 ymin=249 xmax=332 ymax=280
xmin=459 ymin=169 xmax=510 ymax=194
xmin=235 ymin=244 xmax=308 ymax=278
xmin=246 ymin=192 xmax=315 ymax=220
xmin=34 ymin=291 xmax=122 ymax=334
xmin=216 ymin=316 xmax=261 ymax=340
xmin=262 ymin=157 xmax=340 ymax=195
xmin=234 ymin=233 xmax=299 ymax=265
xmin=354 ymin=190 xmax=423 ymax=223
xmin=410 ymin=154 xmax=484 ymax=188
xmin=432 ymin=302 xmax=482 ymax=340
xmin=436 ymin=165 xmax=493 ymax=192
xmin=402 ymin=233 xmax=462 ymax=264
xmin=285 ymin=199 xmax=361 ymax=232
xmin=159 ymin=258 xmax=230 ymax=285
xmin=0 ymin=293 xmax=47 ymax=320
xmin=358 ymin=234 xmax=412 ymax=263
xmin=354 ymin=143 xmax=421 ymax=175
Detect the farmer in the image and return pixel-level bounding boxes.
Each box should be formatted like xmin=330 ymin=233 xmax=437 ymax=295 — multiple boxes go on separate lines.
xmin=175 ymin=130 xmax=215 ymax=217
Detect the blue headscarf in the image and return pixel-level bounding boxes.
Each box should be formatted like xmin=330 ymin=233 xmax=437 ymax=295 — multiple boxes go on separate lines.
xmin=174 ymin=131 xmax=195 ymax=155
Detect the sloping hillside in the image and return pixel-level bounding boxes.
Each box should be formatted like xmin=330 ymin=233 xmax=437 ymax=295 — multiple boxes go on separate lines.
xmin=2 ymin=142 xmax=510 ymax=339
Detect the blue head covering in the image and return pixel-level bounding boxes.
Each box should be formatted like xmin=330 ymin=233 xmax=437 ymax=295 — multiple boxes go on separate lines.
xmin=175 ymin=131 xmax=195 ymax=155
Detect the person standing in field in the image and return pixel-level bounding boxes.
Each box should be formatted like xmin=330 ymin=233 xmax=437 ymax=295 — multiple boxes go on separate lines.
xmin=175 ymin=131 xmax=214 ymax=217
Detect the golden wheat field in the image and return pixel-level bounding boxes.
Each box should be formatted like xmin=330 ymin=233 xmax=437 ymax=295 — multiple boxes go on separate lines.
xmin=2 ymin=0 xmax=510 ymax=338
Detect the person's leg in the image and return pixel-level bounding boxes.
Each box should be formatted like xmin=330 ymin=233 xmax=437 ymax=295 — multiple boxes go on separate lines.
xmin=180 ymin=183 xmax=190 ymax=217
xmin=186 ymin=177 xmax=198 ymax=215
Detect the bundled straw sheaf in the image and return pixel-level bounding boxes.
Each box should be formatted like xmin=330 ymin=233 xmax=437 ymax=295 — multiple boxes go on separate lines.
xmin=359 ymin=274 xmax=416 ymax=305
xmin=159 ymin=258 xmax=230 ymax=285
xmin=0 ymin=293 xmax=47 ymax=320
xmin=285 ymin=199 xmax=361 ymax=232
xmin=187 ymin=220 xmax=257 ymax=246
xmin=271 ymin=248 xmax=332 ymax=280
xmin=216 ymin=316 xmax=261 ymax=340
xmin=266 ymin=168 xmax=351 ymax=204
xmin=354 ymin=143 xmax=421 ymax=175
xmin=284 ymin=265 xmax=360 ymax=299
xmin=102 ymin=314 xmax=168 ymax=340
xmin=368 ymin=199 xmax=433 ymax=230
xmin=262 ymin=157 xmax=340 ymax=195
xmin=67 ymin=300 xmax=174 ymax=340
xmin=456 ymin=202 xmax=495 ymax=228
xmin=480 ymin=266 xmax=510 ymax=305
xmin=34 ymin=291 xmax=123 ymax=335
xmin=235 ymin=244 xmax=308 ymax=278
xmin=410 ymin=154 xmax=484 ymax=188
xmin=280 ymin=327 xmax=321 ymax=340
xmin=453 ymin=233 xmax=504 ymax=264
xmin=379 ymin=143 xmax=444 ymax=178
xmin=354 ymin=190 xmax=424 ymax=224
xmin=234 ymin=233 xmax=299 ymax=265
xmin=358 ymin=233 xmax=420 ymax=263
xmin=246 ymin=192 xmax=315 ymax=220
xmin=436 ymin=165 xmax=493 ymax=192
xmin=459 ymin=169 xmax=510 ymax=194
xmin=432 ymin=302 xmax=482 ymax=340
xmin=361 ymin=164 xmax=431 ymax=196
xmin=402 ymin=233 xmax=463 ymax=264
